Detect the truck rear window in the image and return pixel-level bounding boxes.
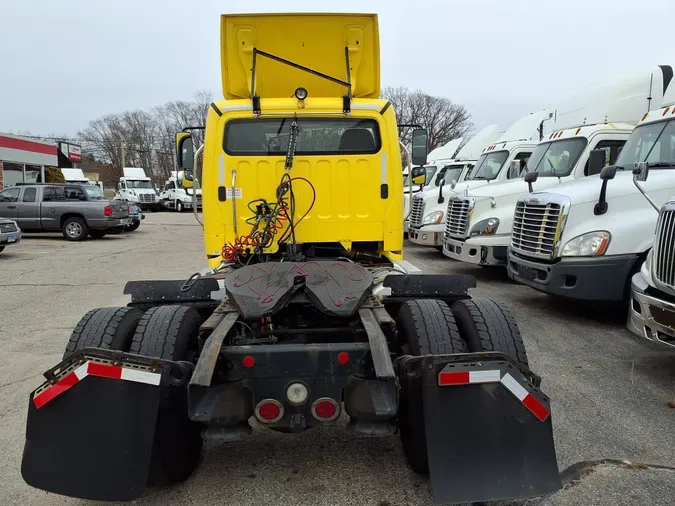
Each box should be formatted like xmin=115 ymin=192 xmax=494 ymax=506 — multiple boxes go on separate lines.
xmin=224 ymin=118 xmax=381 ymax=156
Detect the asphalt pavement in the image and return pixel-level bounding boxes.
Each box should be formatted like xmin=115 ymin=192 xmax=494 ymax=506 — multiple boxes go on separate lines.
xmin=0 ymin=213 xmax=673 ymax=506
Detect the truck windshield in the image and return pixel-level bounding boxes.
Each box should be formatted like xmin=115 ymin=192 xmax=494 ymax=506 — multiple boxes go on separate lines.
xmin=526 ymin=138 xmax=587 ymax=177
xmin=615 ymin=119 xmax=675 ymax=168
xmin=84 ymin=186 xmax=105 ymax=199
xmin=435 ymin=164 xmax=464 ymax=186
xmin=224 ymin=118 xmax=381 ymax=155
xmin=126 ymin=180 xmax=153 ymax=189
xmin=469 ymin=151 xmax=509 ymax=180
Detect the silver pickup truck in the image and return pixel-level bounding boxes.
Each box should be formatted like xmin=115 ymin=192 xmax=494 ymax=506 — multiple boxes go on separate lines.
xmin=0 ymin=183 xmax=130 ymax=241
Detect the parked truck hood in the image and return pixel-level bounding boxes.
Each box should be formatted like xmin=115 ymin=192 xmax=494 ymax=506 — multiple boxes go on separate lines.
xmin=527 ymin=170 xmax=666 ymax=206
xmin=221 ymin=13 xmax=379 ymax=100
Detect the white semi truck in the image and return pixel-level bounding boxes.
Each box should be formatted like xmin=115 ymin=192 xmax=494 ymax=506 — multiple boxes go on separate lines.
xmin=159 ymin=171 xmax=202 ymax=212
xmin=403 ymin=137 xmax=465 ymax=233
xmin=408 ymin=114 xmax=543 ymax=248
xmin=507 ymin=79 xmax=675 ymax=302
xmin=60 ymin=169 xmax=103 ymax=190
xmin=114 ymin=167 xmax=160 ymax=211
xmin=628 ymin=194 xmax=675 ymax=348
xmin=442 ymin=65 xmax=673 ymax=267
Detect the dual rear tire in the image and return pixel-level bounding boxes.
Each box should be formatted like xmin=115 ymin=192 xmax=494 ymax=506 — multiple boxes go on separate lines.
xmin=65 ymin=304 xmax=203 ymax=486
xmin=396 ymin=298 xmax=528 ymax=474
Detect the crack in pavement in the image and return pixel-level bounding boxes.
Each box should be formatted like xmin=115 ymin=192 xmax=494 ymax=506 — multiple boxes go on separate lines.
xmin=500 ymin=459 xmax=675 ymax=505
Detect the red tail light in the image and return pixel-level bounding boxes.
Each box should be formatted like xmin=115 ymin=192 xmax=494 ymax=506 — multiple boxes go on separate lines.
xmin=104 ymin=205 xmax=112 ymax=217
xmin=255 ymin=399 xmax=283 ymax=423
xmin=311 ymin=398 xmax=339 ymax=421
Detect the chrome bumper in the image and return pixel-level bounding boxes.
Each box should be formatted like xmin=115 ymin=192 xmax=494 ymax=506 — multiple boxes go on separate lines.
xmin=408 ymin=228 xmax=442 ymax=246
xmin=627 ymin=273 xmax=675 ymax=349
xmin=442 ymin=237 xmax=507 ymax=266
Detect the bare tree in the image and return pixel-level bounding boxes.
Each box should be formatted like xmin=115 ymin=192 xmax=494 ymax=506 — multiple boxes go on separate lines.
xmin=381 ymin=87 xmax=473 ymax=152
xmin=79 ymin=90 xmax=212 ymax=181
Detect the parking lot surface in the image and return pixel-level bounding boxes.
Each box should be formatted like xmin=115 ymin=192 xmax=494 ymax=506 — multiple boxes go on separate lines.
xmin=1 ymin=213 xmax=673 ymax=505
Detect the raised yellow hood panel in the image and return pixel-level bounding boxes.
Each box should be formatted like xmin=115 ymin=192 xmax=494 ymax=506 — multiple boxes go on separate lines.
xmin=220 ymin=13 xmax=380 ymax=100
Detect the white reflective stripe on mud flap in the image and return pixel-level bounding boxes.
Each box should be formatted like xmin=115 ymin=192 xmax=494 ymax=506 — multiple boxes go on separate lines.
xmin=119 ymin=368 xmax=162 ymax=386
xmin=500 ymin=372 xmax=528 ymax=401
xmin=74 ymin=363 xmax=89 ymax=380
xmin=469 ymin=370 xmax=501 ymax=383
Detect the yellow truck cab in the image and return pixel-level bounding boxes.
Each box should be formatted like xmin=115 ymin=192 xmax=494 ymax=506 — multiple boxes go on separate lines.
xmin=21 ymin=13 xmax=560 ymax=506
xmin=177 ymin=13 xmax=407 ymax=269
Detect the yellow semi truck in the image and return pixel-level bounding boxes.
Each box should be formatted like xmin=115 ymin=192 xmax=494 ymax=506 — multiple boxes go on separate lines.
xmin=21 ymin=13 xmax=560 ymax=505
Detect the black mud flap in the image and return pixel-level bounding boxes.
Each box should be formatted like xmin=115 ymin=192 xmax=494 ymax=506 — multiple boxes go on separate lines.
xmin=402 ymin=353 xmax=561 ymax=505
xmin=21 ymin=353 xmax=166 ymax=501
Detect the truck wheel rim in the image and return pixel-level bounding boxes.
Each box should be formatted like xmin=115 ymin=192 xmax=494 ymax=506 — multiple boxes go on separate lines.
xmin=67 ymin=223 xmax=82 ymax=237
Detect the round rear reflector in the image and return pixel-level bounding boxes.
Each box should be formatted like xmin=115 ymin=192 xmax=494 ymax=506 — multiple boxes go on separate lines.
xmin=311 ymin=397 xmax=339 ymax=422
xmin=337 ymin=352 xmax=349 ymax=365
xmin=255 ymin=399 xmax=283 ymax=423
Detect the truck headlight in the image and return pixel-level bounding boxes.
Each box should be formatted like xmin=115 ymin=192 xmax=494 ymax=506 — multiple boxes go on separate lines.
xmin=423 ymin=211 xmax=444 ymax=225
xmin=470 ymin=218 xmax=499 ymax=236
xmin=561 ymin=231 xmax=611 ymax=257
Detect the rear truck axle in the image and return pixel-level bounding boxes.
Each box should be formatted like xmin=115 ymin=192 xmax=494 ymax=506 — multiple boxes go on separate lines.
xmin=21 ymin=262 xmax=561 ymax=504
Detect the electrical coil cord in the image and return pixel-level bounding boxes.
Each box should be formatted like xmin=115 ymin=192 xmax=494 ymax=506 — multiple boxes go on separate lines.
xmin=221 ymin=174 xmax=316 ymax=264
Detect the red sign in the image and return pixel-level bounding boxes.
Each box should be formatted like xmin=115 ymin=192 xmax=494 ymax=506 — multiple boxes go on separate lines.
xmin=69 ymin=145 xmax=82 ymax=162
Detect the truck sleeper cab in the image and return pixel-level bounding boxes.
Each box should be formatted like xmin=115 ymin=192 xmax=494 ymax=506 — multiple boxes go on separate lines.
xmin=410 ymin=139 xmax=535 ymax=248
xmin=507 ymin=105 xmax=675 ymax=301
xmin=442 ymin=65 xmax=674 ymax=267
xmin=443 ymin=123 xmax=633 ymax=266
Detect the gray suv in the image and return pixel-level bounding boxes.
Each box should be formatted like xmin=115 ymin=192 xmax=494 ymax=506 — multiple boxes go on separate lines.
xmin=0 ymin=184 xmax=130 ymax=241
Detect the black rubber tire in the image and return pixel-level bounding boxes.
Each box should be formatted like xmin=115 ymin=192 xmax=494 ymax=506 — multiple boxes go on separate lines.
xmin=89 ymin=230 xmax=107 ymax=239
xmin=451 ymin=299 xmax=529 ymax=367
xmin=61 ymin=217 xmax=89 ymax=241
xmin=176 ymin=201 xmax=183 ymax=212
xmin=129 ymin=305 xmax=203 ymax=486
xmin=125 ymin=220 xmax=141 ymax=232
xmin=63 ymin=307 xmax=144 ymax=359
xmin=396 ymin=299 xmax=468 ymax=474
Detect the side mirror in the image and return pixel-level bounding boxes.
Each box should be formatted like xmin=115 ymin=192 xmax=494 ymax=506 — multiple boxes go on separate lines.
xmin=411 ymin=129 xmax=428 ymax=167
xmin=177 ymin=170 xmax=194 ymax=189
xmin=175 ymin=132 xmax=195 ymax=170
xmin=587 ymin=149 xmax=606 ymax=176
xmin=524 ymin=171 xmax=539 ymax=193
xmin=633 ymin=162 xmax=649 ymax=182
xmin=600 ymin=165 xmax=617 ymax=181
xmin=507 ymin=160 xmax=522 ymax=179
xmin=410 ymin=166 xmax=427 ymax=186
xmin=595 ymin=165 xmax=618 ymax=216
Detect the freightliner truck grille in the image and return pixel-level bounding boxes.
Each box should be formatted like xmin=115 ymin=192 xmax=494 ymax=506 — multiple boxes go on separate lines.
xmin=653 ymin=205 xmax=675 ymax=292
xmin=511 ymin=196 xmax=566 ymax=260
xmin=409 ymin=194 xmax=424 ymax=228
xmin=444 ymin=197 xmax=472 ymax=239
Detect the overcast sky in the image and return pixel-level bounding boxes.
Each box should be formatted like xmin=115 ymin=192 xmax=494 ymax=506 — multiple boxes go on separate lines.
xmin=2 ymin=0 xmax=674 ymax=138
